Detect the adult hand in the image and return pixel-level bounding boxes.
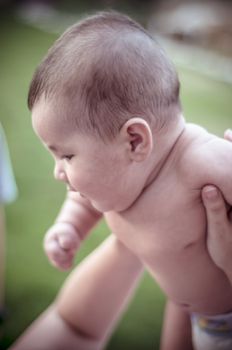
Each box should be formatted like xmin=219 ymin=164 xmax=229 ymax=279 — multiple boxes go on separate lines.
xmin=202 ymin=129 xmax=232 ymax=278
xmin=202 ymin=185 xmax=232 ymax=273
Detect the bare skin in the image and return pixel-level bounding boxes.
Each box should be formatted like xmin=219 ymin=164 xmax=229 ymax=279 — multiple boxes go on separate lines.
xmin=17 ymin=11 xmax=232 ymax=348
xmin=10 ymin=95 xmax=232 ymax=350
xmin=160 ymin=299 xmax=193 ymax=350
xmin=35 ymin=102 xmax=232 ymax=315
xmin=160 ymin=182 xmax=232 ymax=350
xmin=9 ymin=236 xmax=143 ymax=350
xmin=203 ymin=184 xmax=232 ymax=281
xmin=10 ymin=178 xmax=232 ymax=350
xmin=160 ymin=129 xmax=232 ymax=350
xmin=104 ymin=123 xmax=232 ymax=316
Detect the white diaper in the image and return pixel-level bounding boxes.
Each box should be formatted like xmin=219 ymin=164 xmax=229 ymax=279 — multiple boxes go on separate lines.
xmin=191 ymin=311 xmax=232 ymax=350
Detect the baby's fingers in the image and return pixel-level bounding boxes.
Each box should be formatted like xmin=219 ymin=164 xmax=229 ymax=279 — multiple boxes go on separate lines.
xmin=58 ymin=230 xmax=80 ymax=251
xmin=44 ymin=240 xmax=75 ymax=270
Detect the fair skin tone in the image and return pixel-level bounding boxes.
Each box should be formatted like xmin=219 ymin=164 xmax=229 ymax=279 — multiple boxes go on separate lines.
xmin=10 ymin=95 xmax=232 ymax=350
xmin=9 ymin=176 xmax=232 ymax=350
xmin=9 ymin=133 xmax=232 ymax=350
xmin=160 ymin=179 xmax=232 ymax=350
xmin=33 ymin=98 xmax=232 ymax=309
xmin=203 ymin=183 xmax=232 ymax=282
xmin=9 ymin=175 xmax=232 ymax=350
xmin=10 ymin=235 xmax=144 ymax=350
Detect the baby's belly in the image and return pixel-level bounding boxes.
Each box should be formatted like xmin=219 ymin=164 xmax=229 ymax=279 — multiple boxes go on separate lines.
xmin=143 ymin=240 xmax=232 ymax=315
xmin=106 ymin=194 xmax=232 ymax=315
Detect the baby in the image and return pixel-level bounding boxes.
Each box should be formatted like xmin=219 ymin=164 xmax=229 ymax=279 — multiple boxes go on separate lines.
xmin=29 ymin=12 xmax=232 ymax=350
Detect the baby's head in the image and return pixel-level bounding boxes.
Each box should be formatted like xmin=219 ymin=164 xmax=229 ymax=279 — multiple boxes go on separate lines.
xmin=30 ymin=12 xmax=182 ymax=212
xmin=29 ymin=11 xmax=181 ymax=141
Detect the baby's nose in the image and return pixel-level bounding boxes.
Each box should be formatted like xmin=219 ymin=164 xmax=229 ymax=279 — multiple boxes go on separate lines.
xmin=54 ymin=163 xmax=67 ymax=183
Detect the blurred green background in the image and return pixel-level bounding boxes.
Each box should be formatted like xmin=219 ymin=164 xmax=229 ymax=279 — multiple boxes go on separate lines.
xmin=1 ymin=1 xmax=232 ymax=349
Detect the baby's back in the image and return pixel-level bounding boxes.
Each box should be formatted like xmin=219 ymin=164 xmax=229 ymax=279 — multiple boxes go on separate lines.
xmin=106 ymin=124 xmax=232 ymax=315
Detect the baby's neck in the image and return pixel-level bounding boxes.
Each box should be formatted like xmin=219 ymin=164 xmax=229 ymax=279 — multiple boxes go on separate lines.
xmin=145 ymin=115 xmax=186 ymax=188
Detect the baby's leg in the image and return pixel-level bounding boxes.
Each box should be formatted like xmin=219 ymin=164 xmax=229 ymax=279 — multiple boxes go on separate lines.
xmin=57 ymin=235 xmax=143 ymax=342
xmin=9 ymin=235 xmax=143 ymax=350
xmin=8 ymin=305 xmax=102 ymax=350
xmin=160 ymin=299 xmax=193 ymax=350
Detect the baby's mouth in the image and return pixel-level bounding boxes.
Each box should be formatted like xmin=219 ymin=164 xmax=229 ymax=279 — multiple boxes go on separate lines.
xmin=66 ymin=185 xmax=87 ymax=200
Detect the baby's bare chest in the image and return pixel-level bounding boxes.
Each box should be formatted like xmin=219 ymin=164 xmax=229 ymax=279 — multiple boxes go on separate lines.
xmin=105 ymin=179 xmax=206 ymax=259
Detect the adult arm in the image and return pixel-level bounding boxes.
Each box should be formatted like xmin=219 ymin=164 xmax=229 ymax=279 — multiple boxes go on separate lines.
xmin=160 ymin=129 xmax=232 ymax=350
xmin=160 ymin=184 xmax=232 ymax=350
xmin=202 ymin=129 xmax=232 ymax=282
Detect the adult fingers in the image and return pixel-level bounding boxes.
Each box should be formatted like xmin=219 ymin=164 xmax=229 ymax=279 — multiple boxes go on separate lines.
xmin=202 ymin=185 xmax=228 ymax=231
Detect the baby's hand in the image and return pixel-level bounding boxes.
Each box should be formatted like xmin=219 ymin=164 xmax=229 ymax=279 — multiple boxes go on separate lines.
xmin=44 ymin=222 xmax=80 ymax=270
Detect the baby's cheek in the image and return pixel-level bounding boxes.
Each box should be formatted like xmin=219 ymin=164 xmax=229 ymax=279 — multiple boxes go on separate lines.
xmin=70 ymin=173 xmax=92 ymax=193
xmin=67 ymin=169 xmax=80 ymax=186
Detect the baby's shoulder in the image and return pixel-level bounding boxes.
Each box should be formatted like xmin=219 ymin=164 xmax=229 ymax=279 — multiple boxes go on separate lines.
xmin=186 ymin=124 xmax=231 ymax=159
xmin=179 ymin=123 xmax=213 ymax=165
xmin=179 ymin=124 xmax=232 ymax=182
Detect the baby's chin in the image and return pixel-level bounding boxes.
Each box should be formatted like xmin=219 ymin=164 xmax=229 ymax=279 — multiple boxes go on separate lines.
xmin=91 ymin=199 xmax=132 ymax=213
xmin=90 ymin=201 xmax=105 ymax=212
xmin=88 ymin=199 xmax=112 ymax=213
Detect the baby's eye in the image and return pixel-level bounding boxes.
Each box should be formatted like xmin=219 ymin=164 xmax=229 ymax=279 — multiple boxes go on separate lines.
xmin=63 ymin=155 xmax=74 ymax=161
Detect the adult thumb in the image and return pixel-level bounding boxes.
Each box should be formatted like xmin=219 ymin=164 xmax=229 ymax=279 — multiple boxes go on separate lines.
xmin=202 ymin=185 xmax=228 ymax=232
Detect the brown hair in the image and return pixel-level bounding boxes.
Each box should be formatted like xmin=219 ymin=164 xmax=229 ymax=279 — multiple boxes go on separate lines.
xmin=28 ymin=11 xmax=181 ymax=140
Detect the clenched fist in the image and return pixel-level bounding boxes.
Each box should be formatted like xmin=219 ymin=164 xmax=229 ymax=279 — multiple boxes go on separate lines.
xmin=44 ymin=222 xmax=80 ymax=270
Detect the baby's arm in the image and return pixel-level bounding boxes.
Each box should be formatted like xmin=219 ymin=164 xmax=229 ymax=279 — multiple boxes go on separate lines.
xmin=57 ymin=235 xmax=143 ymax=342
xmin=44 ymin=191 xmax=102 ymax=270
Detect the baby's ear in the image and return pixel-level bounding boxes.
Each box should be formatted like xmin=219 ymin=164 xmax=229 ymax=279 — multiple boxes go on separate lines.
xmin=120 ymin=118 xmax=153 ymax=161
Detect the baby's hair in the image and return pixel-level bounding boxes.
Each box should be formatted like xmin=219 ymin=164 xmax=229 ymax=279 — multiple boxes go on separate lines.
xmin=28 ymin=11 xmax=181 ymax=140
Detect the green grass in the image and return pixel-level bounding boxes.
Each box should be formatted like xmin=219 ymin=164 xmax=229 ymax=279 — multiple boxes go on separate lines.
xmin=0 ymin=10 xmax=232 ymax=350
